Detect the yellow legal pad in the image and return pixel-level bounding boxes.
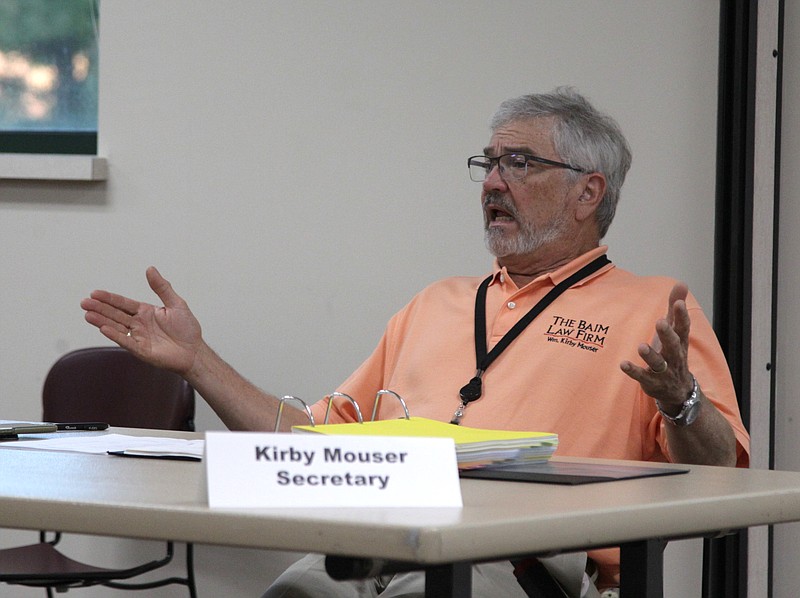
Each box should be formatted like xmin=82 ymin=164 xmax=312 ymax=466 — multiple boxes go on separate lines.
xmin=292 ymin=417 xmax=558 ymax=470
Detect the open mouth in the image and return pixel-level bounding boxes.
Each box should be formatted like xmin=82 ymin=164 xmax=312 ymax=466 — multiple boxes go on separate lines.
xmin=485 ymin=201 xmax=517 ymax=225
xmin=489 ymin=206 xmax=515 ymax=223
xmin=483 ymin=194 xmax=518 ymax=228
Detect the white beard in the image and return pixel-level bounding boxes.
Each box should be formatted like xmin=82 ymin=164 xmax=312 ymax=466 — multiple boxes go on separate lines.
xmin=483 ymin=194 xmax=570 ymax=258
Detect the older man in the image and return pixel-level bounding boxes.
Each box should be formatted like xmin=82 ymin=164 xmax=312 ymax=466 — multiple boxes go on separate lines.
xmin=82 ymin=88 xmax=749 ymax=597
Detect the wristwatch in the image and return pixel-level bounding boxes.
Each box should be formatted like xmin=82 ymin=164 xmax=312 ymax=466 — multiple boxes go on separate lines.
xmin=656 ymin=376 xmax=701 ymax=427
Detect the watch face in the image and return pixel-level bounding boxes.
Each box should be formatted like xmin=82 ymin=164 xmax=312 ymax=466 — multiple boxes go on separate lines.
xmin=683 ymin=399 xmax=701 ymax=426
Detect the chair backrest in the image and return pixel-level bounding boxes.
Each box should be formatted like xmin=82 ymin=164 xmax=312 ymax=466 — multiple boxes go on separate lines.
xmin=42 ymin=347 xmax=195 ymax=432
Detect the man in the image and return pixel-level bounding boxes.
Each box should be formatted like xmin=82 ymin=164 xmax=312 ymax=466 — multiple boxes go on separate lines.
xmin=81 ymin=87 xmax=750 ymax=597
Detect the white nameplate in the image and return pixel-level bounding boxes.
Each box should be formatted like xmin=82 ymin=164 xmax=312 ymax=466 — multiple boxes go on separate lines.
xmin=205 ymin=432 xmax=463 ymax=508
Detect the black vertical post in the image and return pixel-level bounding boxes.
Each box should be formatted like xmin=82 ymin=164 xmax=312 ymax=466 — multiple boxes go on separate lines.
xmin=708 ymin=0 xmax=757 ymax=596
xmin=424 ymin=562 xmax=472 ymax=598
xmin=620 ymin=540 xmax=665 ymax=598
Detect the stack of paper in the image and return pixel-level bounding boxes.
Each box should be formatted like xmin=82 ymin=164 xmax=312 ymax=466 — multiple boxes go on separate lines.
xmin=7 ymin=434 xmax=205 ymax=461
xmin=292 ymin=417 xmax=557 ymax=470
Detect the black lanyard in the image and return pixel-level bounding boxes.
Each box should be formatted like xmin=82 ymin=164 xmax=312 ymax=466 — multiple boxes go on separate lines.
xmin=451 ymin=254 xmax=611 ymax=424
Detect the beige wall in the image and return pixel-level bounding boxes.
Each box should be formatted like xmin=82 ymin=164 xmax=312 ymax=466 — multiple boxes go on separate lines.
xmin=0 ymin=2 xmax=722 ymax=595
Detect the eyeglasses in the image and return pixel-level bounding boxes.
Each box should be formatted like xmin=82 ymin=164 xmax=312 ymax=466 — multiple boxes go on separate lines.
xmin=467 ymin=153 xmax=585 ymax=182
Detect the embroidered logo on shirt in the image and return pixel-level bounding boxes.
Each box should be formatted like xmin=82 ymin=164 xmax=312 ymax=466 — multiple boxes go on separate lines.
xmin=544 ymin=315 xmax=608 ymax=352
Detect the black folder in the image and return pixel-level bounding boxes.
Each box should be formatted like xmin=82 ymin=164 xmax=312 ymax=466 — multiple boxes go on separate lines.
xmin=460 ymin=460 xmax=689 ymax=485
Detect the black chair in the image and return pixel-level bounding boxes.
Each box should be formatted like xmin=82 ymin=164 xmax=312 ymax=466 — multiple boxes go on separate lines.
xmin=0 ymin=346 xmax=198 ymax=597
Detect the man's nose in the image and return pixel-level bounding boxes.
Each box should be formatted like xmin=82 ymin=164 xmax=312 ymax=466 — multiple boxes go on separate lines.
xmin=482 ymin=163 xmax=508 ymax=193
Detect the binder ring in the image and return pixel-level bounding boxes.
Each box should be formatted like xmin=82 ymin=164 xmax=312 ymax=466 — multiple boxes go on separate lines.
xmin=372 ymin=389 xmax=410 ymax=421
xmin=274 ymin=395 xmax=315 ymax=432
xmin=324 ymin=392 xmax=364 ymax=424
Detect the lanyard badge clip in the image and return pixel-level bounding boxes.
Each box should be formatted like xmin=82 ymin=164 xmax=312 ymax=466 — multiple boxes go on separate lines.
xmin=451 ymin=370 xmax=484 ymax=425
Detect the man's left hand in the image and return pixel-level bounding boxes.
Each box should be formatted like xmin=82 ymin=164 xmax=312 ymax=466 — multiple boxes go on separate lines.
xmin=620 ymin=282 xmax=694 ymax=413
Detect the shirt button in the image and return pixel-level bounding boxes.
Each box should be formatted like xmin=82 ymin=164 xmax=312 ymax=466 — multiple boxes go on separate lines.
xmin=507 ymin=301 xmax=516 ymax=309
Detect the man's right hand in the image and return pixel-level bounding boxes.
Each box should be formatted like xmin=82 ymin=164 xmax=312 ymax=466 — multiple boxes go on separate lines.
xmin=81 ymin=266 xmax=202 ymax=376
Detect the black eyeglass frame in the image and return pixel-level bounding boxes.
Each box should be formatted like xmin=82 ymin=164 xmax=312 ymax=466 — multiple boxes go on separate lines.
xmin=467 ymin=153 xmax=586 ymax=182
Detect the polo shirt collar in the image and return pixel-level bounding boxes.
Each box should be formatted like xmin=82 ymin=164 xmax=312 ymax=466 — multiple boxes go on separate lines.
xmin=488 ymin=246 xmax=611 ymax=289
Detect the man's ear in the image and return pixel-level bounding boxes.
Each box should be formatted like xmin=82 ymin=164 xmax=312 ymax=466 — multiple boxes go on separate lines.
xmin=575 ymin=172 xmax=606 ymax=221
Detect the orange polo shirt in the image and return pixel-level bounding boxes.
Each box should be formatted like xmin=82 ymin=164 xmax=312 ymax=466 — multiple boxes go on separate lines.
xmin=313 ymin=246 xmax=750 ymax=586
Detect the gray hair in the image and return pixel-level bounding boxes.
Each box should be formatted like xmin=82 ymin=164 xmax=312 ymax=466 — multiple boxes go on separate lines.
xmin=490 ymin=87 xmax=632 ymax=238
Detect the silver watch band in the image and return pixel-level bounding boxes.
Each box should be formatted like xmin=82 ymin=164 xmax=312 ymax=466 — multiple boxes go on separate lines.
xmin=656 ymin=375 xmax=701 ymax=426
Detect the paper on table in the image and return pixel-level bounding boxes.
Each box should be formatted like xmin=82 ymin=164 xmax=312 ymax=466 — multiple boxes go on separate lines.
xmin=5 ymin=433 xmax=205 ymax=460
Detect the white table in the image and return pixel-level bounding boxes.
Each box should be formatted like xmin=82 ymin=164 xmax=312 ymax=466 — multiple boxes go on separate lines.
xmin=2 ymin=428 xmax=800 ymax=597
